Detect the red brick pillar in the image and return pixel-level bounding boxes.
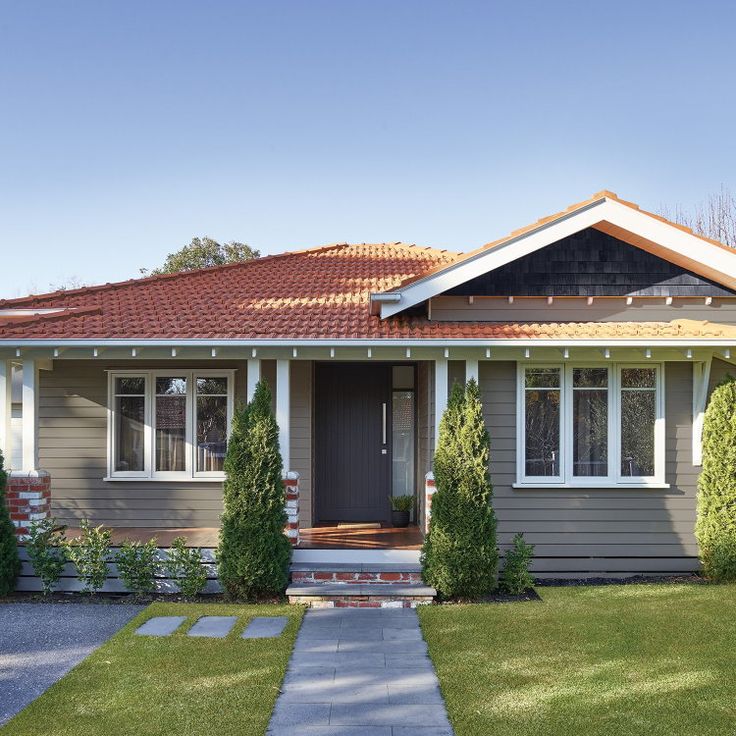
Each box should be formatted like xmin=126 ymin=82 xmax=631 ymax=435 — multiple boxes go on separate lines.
xmin=424 ymin=472 xmax=436 ymax=534
xmin=283 ymin=472 xmax=300 ymax=546
xmin=5 ymin=472 xmax=51 ymax=539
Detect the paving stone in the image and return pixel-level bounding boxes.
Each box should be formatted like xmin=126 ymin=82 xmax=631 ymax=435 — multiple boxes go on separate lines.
xmin=293 ymin=639 xmax=340 ymax=654
xmin=386 ymin=654 xmax=433 ymax=668
xmin=269 ymin=702 xmax=331 ymax=727
xmin=382 ymin=628 xmax=423 ymax=641
xmin=280 ymin=682 xmax=390 ymax=704
xmin=392 ymin=728 xmax=454 ymax=736
xmin=242 ymin=616 xmax=288 ymax=639
xmin=268 ymin=728 xmax=391 ymax=736
xmin=135 ymin=616 xmax=186 ymax=637
xmin=187 ymin=616 xmax=237 ymax=638
xmin=329 ymin=703 xmax=452 ymax=727
xmin=337 ymin=640 xmax=428 ymax=655
xmin=388 ymin=684 xmax=446 ymax=704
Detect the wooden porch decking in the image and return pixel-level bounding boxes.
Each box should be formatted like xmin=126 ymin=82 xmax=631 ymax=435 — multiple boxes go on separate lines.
xmin=56 ymin=524 xmax=423 ymax=549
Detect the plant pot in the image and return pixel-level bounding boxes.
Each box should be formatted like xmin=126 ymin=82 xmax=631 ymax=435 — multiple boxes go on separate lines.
xmin=391 ymin=510 xmax=410 ymax=528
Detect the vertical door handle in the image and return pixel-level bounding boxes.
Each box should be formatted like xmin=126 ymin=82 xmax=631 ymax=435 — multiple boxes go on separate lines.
xmin=382 ymin=402 xmax=387 ymax=445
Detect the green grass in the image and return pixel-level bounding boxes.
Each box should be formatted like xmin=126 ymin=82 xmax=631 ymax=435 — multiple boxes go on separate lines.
xmin=2 ymin=602 xmax=303 ymax=736
xmin=419 ymin=584 xmax=736 ymax=736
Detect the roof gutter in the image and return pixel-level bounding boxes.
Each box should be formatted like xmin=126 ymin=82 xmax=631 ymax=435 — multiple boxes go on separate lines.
xmin=369 ymin=292 xmax=401 ymax=315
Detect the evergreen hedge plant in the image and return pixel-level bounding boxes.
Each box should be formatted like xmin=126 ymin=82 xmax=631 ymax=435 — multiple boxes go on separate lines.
xmin=696 ymin=374 xmax=736 ymax=581
xmin=217 ymin=380 xmax=291 ymax=599
xmin=421 ymin=378 xmax=498 ymax=598
xmin=0 ymin=450 xmax=20 ymax=595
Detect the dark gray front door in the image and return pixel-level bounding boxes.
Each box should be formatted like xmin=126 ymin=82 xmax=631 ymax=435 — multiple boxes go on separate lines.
xmin=315 ymin=363 xmax=391 ymax=523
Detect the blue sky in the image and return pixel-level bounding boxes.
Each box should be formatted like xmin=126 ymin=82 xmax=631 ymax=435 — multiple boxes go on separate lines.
xmin=1 ymin=0 xmax=734 ymax=297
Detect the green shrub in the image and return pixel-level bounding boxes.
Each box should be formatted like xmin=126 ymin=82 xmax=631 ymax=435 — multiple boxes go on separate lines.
xmin=421 ymin=379 xmax=498 ymax=598
xmin=165 ymin=536 xmax=207 ymax=598
xmin=64 ymin=519 xmax=112 ymax=593
xmin=0 ymin=451 xmax=20 ymax=595
xmin=500 ymin=533 xmax=535 ymax=595
xmin=696 ymin=374 xmax=736 ymax=581
xmin=217 ymin=380 xmax=291 ymax=599
xmin=389 ymin=495 xmax=414 ymax=512
xmin=26 ymin=517 xmax=67 ymax=595
xmin=115 ymin=538 xmax=159 ymax=594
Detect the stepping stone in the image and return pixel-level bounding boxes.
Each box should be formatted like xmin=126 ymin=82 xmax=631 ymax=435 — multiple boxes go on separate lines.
xmin=187 ymin=616 xmax=237 ymax=638
xmin=242 ymin=616 xmax=289 ymax=639
xmin=135 ymin=616 xmax=186 ymax=637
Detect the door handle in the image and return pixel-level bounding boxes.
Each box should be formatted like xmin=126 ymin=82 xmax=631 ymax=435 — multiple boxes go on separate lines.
xmin=382 ymin=402 xmax=387 ymax=445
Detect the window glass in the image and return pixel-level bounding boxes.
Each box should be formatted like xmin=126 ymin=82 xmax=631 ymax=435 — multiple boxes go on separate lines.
xmin=196 ymin=376 xmax=228 ymax=472
xmin=155 ymin=376 xmax=187 ymax=472
xmin=621 ymin=369 xmax=656 ymax=476
xmin=524 ymin=368 xmax=560 ymax=476
xmin=572 ymin=368 xmax=608 ymax=477
xmin=114 ymin=377 xmax=145 ymax=472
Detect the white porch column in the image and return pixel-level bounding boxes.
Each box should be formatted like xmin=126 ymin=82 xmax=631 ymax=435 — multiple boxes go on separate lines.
xmin=246 ymin=358 xmax=261 ymax=402
xmin=434 ymin=358 xmax=448 ymax=448
xmin=21 ymin=359 xmax=39 ymax=473
xmin=276 ymin=359 xmax=291 ymax=470
xmin=692 ymin=356 xmax=713 ymax=466
xmin=0 ymin=361 xmax=10 ymax=461
xmin=465 ymin=359 xmax=479 ymax=384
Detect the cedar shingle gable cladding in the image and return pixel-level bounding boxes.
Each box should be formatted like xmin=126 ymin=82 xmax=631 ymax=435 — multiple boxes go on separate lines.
xmin=2 ymin=238 xmax=736 ymax=342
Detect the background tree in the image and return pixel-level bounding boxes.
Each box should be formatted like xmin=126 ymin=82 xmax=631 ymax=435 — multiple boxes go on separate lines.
xmin=421 ymin=379 xmax=498 ymax=598
xmin=217 ymin=380 xmax=291 ymax=599
xmin=143 ymin=237 xmax=260 ymax=275
xmin=696 ymin=375 xmax=736 ymax=581
xmin=0 ymin=450 xmax=21 ymax=595
xmin=660 ymin=185 xmax=736 ymax=248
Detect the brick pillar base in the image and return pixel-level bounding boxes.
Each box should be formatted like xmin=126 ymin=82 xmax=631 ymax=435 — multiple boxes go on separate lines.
xmin=424 ymin=472 xmax=436 ymax=534
xmin=283 ymin=471 xmax=300 ymax=546
xmin=5 ymin=472 xmax=51 ymax=539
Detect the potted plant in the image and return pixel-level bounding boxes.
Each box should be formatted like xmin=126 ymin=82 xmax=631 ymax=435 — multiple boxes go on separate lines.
xmin=389 ymin=495 xmax=414 ymax=528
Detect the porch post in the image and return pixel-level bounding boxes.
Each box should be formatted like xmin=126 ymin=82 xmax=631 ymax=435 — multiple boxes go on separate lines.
xmin=0 ymin=361 xmax=10 ymax=461
xmin=276 ymin=359 xmax=290 ymax=470
xmin=465 ymin=359 xmax=479 ymax=384
xmin=434 ymin=358 xmax=448 ymax=448
xmin=692 ymin=355 xmax=713 ymax=466
xmin=246 ymin=358 xmax=261 ymax=401
xmin=21 ymin=359 xmax=38 ymax=473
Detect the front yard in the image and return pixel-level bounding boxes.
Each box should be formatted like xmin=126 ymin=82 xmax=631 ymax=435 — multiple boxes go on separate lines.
xmin=419 ymin=583 xmax=736 ymax=736
xmin=1 ymin=602 xmax=303 ymax=736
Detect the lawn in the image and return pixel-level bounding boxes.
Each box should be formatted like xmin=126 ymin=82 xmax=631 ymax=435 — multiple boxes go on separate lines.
xmin=1 ymin=602 xmax=303 ymax=736
xmin=419 ymin=583 xmax=736 ymax=736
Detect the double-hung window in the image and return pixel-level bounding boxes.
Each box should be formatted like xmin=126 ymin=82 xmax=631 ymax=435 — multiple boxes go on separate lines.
xmin=108 ymin=370 xmax=234 ymax=480
xmin=517 ymin=364 xmax=664 ymax=487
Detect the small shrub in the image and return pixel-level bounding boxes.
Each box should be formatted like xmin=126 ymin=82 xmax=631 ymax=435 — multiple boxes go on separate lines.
xmin=0 ymin=450 xmax=20 ymax=596
xmin=696 ymin=374 xmax=736 ymax=581
xmin=389 ymin=495 xmax=414 ymax=512
xmin=165 ymin=536 xmax=207 ymax=598
xmin=26 ymin=517 xmax=67 ymax=595
xmin=500 ymin=533 xmax=535 ymax=595
xmin=115 ymin=538 xmax=159 ymax=595
xmin=64 ymin=519 xmax=112 ymax=594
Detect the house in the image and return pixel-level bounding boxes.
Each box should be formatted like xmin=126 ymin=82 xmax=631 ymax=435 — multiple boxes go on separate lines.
xmin=2 ymin=190 xmax=736 ymax=599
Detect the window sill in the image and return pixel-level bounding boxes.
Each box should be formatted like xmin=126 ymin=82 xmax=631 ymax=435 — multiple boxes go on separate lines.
xmin=512 ymin=482 xmax=670 ymax=490
xmin=103 ymin=476 xmax=225 ymax=483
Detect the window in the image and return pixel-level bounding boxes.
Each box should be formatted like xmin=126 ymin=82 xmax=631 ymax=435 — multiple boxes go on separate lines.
xmin=108 ymin=370 xmax=234 ymax=480
xmin=517 ymin=364 xmax=664 ymax=486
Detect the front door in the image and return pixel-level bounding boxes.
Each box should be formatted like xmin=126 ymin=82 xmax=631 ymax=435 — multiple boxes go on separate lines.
xmin=315 ymin=363 xmax=392 ymax=524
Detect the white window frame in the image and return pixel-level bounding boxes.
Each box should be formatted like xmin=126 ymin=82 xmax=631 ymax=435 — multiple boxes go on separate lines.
xmin=106 ymin=369 xmax=235 ymax=481
xmin=515 ymin=362 xmax=666 ymax=488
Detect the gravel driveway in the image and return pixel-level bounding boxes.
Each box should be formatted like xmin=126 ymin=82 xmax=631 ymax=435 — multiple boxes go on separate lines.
xmin=0 ymin=603 xmax=144 ymax=725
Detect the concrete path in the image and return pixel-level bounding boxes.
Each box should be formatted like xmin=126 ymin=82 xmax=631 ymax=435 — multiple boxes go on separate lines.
xmin=0 ymin=603 xmax=144 ymax=725
xmin=267 ymin=607 xmax=454 ymax=735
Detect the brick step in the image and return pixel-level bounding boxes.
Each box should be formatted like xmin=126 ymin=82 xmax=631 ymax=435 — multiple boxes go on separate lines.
xmin=286 ymin=582 xmax=436 ymax=609
xmin=290 ymin=562 xmax=423 ymax=585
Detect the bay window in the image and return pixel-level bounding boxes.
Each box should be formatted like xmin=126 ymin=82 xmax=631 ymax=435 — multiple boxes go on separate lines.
xmin=517 ymin=364 xmax=664 ymax=486
xmin=108 ymin=370 xmax=234 ymax=480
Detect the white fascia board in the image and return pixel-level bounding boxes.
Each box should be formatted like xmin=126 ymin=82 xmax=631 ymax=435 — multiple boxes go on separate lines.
xmin=379 ymin=197 xmax=736 ymax=318
xmin=2 ymin=337 xmax=736 ymax=348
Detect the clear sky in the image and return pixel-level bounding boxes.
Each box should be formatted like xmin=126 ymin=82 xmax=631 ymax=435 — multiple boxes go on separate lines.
xmin=1 ymin=0 xmax=734 ymax=298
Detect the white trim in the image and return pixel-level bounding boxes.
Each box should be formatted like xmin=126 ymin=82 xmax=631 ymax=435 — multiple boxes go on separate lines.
xmin=692 ymin=356 xmax=713 ymax=466
xmin=107 ymin=369 xmax=235 ymax=481
xmin=0 ymin=361 xmax=8 ymax=461
xmin=465 ymin=359 xmax=479 ymax=384
xmin=246 ymin=358 xmax=260 ymax=402
xmin=21 ymin=359 xmax=38 ymax=473
xmin=378 ymin=196 xmax=736 ymax=318
xmin=276 ymin=359 xmax=290 ymax=470
xmin=516 ymin=362 xmax=666 ymax=488
xmin=434 ymin=359 xmax=448 ymax=449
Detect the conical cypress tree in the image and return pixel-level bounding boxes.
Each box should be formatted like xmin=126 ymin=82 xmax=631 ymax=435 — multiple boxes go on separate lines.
xmin=217 ymin=380 xmax=291 ymax=599
xmin=421 ymin=378 xmax=498 ymax=598
xmin=0 ymin=450 xmax=20 ymax=595
xmin=696 ymin=374 xmax=736 ymax=581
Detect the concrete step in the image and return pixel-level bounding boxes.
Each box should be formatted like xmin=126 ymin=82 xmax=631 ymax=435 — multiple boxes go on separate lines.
xmin=292 ymin=548 xmax=421 ymax=565
xmin=290 ymin=562 xmax=423 ymax=586
xmin=286 ymin=582 xmax=436 ymax=609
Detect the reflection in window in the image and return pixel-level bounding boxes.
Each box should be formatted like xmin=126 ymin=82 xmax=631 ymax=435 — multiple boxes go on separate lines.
xmin=572 ymin=368 xmax=608 ymax=477
xmin=155 ymin=377 xmax=187 ymax=472
xmin=114 ymin=377 xmax=145 ymax=472
xmin=524 ymin=368 xmax=560 ymax=477
xmin=196 ymin=377 xmax=228 ymax=472
xmin=621 ymin=368 xmax=656 ymax=476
